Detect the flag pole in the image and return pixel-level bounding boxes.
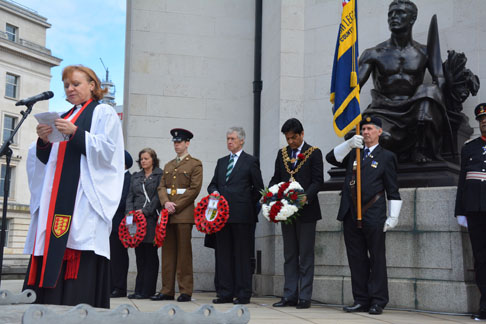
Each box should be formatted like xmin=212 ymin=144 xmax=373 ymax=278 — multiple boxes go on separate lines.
xmin=355 ymin=125 xmax=362 ymax=229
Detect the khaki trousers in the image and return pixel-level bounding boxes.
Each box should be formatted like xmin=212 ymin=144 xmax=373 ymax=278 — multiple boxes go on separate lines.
xmin=161 ymin=223 xmax=193 ymax=296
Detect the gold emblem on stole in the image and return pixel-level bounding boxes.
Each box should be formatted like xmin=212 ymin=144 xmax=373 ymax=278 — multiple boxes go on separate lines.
xmin=52 ymin=214 xmax=72 ymax=238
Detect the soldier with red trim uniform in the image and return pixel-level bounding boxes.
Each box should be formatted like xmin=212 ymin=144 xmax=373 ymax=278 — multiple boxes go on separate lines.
xmin=455 ymin=103 xmax=486 ymax=320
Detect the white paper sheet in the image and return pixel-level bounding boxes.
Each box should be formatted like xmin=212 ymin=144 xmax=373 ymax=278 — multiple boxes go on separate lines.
xmin=34 ymin=112 xmax=67 ymax=142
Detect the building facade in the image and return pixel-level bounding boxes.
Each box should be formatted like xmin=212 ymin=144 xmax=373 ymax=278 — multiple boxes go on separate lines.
xmin=124 ymin=0 xmax=486 ymax=311
xmin=0 ymin=0 xmax=60 ymax=268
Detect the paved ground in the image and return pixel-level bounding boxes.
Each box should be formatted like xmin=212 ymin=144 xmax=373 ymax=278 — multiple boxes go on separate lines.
xmin=0 ymin=279 xmax=482 ymax=323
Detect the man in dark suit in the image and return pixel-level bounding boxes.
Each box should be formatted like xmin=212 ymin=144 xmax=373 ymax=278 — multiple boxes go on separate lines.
xmin=270 ymin=118 xmax=324 ymax=309
xmin=326 ymin=116 xmax=401 ymax=315
xmin=208 ymin=126 xmax=264 ymax=305
xmin=455 ymin=103 xmax=486 ymax=320
xmin=110 ymin=150 xmax=133 ymax=298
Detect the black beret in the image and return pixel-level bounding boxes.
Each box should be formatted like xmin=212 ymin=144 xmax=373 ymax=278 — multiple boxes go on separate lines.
xmin=360 ymin=116 xmax=382 ymax=128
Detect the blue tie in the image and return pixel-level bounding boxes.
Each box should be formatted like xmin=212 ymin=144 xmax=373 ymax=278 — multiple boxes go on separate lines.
xmin=291 ymin=149 xmax=298 ymax=169
xmin=363 ymin=148 xmax=370 ymax=160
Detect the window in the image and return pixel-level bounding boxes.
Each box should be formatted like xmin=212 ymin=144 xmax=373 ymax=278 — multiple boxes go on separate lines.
xmin=5 ymin=73 xmax=19 ymax=98
xmin=6 ymin=24 xmax=17 ymax=42
xmin=0 ymin=164 xmax=15 ymax=198
xmin=2 ymin=115 xmax=17 ymax=144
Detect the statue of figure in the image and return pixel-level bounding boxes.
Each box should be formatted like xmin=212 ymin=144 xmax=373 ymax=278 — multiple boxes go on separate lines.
xmin=359 ymin=0 xmax=452 ymax=163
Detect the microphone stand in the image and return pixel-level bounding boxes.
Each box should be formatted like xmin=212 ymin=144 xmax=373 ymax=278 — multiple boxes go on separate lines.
xmin=0 ymin=102 xmax=34 ymax=287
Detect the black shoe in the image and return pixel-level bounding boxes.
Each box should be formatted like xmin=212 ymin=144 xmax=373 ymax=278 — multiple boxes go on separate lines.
xmin=273 ymin=298 xmax=298 ymax=307
xmin=368 ymin=304 xmax=383 ymax=315
xmin=213 ymin=297 xmax=233 ymax=304
xmin=233 ymin=297 xmax=250 ymax=305
xmin=135 ymin=294 xmax=149 ymax=299
xmin=296 ymin=299 xmax=311 ymax=309
xmin=128 ymin=293 xmax=148 ymax=299
xmin=343 ymin=303 xmax=370 ymax=312
xmin=110 ymin=289 xmax=127 ymax=298
xmin=177 ymin=294 xmax=192 ymax=302
xmin=471 ymin=309 xmax=486 ymax=320
xmin=150 ymin=293 xmax=174 ymax=301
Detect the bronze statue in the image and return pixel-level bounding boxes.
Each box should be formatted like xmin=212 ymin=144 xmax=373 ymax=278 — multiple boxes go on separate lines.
xmin=358 ymin=0 xmax=479 ymax=163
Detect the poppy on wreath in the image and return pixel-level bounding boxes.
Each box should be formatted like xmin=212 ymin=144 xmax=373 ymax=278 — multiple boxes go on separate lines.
xmin=194 ymin=193 xmax=229 ymax=234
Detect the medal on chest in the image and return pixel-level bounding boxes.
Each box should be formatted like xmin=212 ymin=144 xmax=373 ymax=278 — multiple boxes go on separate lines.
xmin=482 ymin=145 xmax=486 ymax=155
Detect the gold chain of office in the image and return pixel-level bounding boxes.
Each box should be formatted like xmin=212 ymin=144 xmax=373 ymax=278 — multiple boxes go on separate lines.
xmin=281 ymin=146 xmax=318 ymax=181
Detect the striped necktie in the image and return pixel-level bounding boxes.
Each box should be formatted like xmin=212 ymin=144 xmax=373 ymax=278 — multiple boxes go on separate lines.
xmin=226 ymin=154 xmax=235 ymax=181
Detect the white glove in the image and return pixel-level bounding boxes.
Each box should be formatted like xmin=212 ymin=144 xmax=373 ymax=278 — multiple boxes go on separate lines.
xmin=384 ymin=200 xmax=402 ymax=232
xmin=334 ymin=135 xmax=364 ymax=162
xmin=457 ymin=215 xmax=468 ymax=228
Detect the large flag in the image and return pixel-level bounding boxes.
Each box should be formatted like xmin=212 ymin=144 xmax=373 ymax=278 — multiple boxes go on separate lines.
xmin=330 ymin=0 xmax=361 ymax=137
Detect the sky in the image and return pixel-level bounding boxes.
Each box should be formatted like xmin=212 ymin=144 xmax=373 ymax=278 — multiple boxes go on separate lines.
xmin=16 ymin=0 xmax=126 ymax=112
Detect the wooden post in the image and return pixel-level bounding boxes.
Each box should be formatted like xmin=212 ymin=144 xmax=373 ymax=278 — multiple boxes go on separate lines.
xmin=355 ymin=126 xmax=362 ymax=228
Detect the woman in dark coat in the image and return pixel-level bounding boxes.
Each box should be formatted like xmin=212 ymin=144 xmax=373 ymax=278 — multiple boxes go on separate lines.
xmin=126 ymin=148 xmax=162 ymax=299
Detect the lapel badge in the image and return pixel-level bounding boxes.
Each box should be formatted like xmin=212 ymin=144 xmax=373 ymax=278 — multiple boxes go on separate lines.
xmin=482 ymin=145 xmax=486 ymax=155
xmin=371 ymin=161 xmax=378 ymax=168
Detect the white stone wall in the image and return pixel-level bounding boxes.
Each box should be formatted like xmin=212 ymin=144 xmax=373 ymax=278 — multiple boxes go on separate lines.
xmin=124 ymin=0 xmax=256 ymax=189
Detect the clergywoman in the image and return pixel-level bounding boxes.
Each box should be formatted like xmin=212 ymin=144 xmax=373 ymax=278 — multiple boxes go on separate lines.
xmin=23 ymin=65 xmax=125 ymax=308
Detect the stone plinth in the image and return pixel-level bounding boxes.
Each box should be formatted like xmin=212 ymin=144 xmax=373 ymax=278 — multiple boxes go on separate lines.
xmin=254 ymin=187 xmax=479 ymax=313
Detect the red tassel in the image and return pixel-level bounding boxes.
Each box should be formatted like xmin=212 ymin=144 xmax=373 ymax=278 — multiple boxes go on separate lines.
xmin=63 ymin=248 xmax=81 ymax=280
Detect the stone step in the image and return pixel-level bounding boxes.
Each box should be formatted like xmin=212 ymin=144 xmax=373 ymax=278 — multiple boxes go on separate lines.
xmin=1 ymin=254 xmax=29 ymax=279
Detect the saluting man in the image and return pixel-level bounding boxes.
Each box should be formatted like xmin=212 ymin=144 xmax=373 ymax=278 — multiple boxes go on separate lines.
xmin=326 ymin=116 xmax=402 ymax=315
xmin=151 ymin=128 xmax=203 ymax=302
xmin=455 ymin=103 xmax=486 ymax=320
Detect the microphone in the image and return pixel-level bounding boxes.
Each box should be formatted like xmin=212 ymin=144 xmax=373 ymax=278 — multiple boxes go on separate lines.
xmin=15 ymin=91 xmax=54 ymax=106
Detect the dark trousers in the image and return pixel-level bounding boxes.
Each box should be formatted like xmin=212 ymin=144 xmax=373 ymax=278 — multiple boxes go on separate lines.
xmin=109 ymin=232 xmax=129 ymax=293
xmin=215 ymin=223 xmax=253 ymax=299
xmin=23 ymin=251 xmax=110 ymax=308
xmin=281 ymin=220 xmax=316 ymax=301
xmin=343 ymin=214 xmax=388 ymax=307
xmin=467 ymin=214 xmax=486 ymax=310
xmin=134 ymin=242 xmax=159 ymax=296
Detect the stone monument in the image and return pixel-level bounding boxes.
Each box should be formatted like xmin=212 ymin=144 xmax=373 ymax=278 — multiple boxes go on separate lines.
xmin=326 ymin=0 xmax=479 ymax=188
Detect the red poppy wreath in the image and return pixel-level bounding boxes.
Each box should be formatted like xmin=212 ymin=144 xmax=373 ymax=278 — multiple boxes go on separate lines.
xmin=118 ymin=210 xmax=147 ymax=248
xmin=154 ymin=209 xmax=169 ymax=247
xmin=194 ymin=193 xmax=229 ymax=234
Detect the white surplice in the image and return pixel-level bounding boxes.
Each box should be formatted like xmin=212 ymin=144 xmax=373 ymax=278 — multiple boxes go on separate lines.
xmin=24 ymin=103 xmax=124 ymax=260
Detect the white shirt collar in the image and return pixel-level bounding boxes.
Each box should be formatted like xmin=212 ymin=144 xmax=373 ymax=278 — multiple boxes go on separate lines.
xmin=365 ymin=143 xmax=379 ymax=153
xmin=292 ymin=142 xmax=305 ymax=154
xmin=231 ymin=149 xmax=243 ymax=158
